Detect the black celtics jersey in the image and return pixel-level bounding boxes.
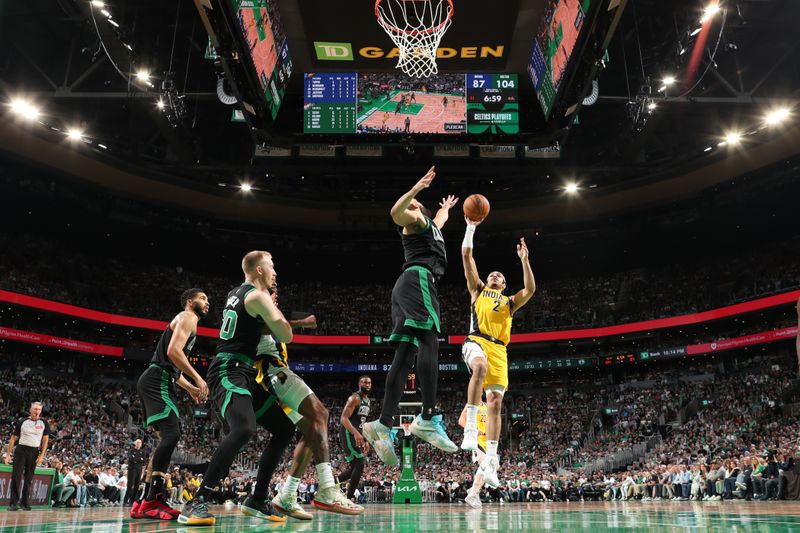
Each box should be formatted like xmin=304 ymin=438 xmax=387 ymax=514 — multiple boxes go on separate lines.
xmin=400 ymin=216 xmax=447 ymax=280
xmin=151 ymin=316 xmax=196 ymax=375
xmin=216 ymin=282 xmax=266 ymax=359
xmin=348 ymin=393 xmax=371 ymax=431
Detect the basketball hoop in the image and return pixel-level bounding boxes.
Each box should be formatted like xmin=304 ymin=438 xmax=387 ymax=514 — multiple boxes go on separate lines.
xmin=375 ymin=0 xmax=454 ymax=78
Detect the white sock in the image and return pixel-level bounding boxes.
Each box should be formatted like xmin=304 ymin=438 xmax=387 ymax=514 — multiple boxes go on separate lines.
xmin=465 ymin=404 xmax=478 ymax=432
xmin=316 ymin=463 xmax=336 ymax=489
xmin=487 ymin=440 xmax=498 ymax=458
xmin=283 ymin=476 xmax=300 ymax=496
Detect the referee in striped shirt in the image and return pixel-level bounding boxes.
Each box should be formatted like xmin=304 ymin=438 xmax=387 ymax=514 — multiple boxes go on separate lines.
xmin=6 ymin=402 xmax=50 ymax=511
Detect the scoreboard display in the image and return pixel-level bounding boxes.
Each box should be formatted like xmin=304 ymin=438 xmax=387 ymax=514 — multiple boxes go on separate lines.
xmin=466 ymin=74 xmax=519 ymax=134
xmin=303 ymin=73 xmax=357 ymax=133
xmin=303 ymin=72 xmax=519 ymax=134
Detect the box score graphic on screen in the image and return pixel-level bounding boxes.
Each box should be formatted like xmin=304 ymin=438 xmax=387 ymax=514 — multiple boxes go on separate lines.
xmin=466 ymin=73 xmax=519 ymax=134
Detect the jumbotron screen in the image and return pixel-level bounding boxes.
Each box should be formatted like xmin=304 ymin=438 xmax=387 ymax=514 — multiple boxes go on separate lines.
xmin=303 ymin=72 xmax=518 ymax=134
xmin=232 ymin=0 xmax=292 ymax=119
xmin=527 ymin=0 xmax=591 ymax=119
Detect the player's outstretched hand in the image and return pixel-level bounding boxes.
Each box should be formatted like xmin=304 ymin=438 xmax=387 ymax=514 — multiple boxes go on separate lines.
xmin=439 ymin=195 xmax=459 ymax=210
xmin=465 ymin=215 xmax=482 ymax=227
xmin=516 ymin=237 xmax=529 ymax=261
xmin=413 ymin=166 xmax=436 ymax=192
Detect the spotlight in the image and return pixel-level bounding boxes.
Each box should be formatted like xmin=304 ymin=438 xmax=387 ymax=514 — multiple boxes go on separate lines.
xmin=764 ymin=107 xmax=790 ymax=126
xmin=724 ymin=131 xmax=742 ymax=145
xmin=66 ymin=128 xmax=84 ymax=141
xmin=564 ymin=182 xmax=579 ymax=194
xmin=100 ymin=8 xmax=111 ymax=17
xmin=240 ymin=183 xmax=252 ymax=193
xmin=704 ymin=146 xmax=713 ymax=152
xmin=156 ymin=99 xmax=166 ymax=110
xmin=136 ymin=70 xmax=150 ymax=82
xmin=108 ymin=19 xmax=119 ymax=28
xmin=690 ymin=27 xmax=702 ymax=37
xmin=647 ymin=101 xmax=658 ymax=111
xmin=90 ymin=1 xmax=104 ymax=7
xmin=9 ymin=99 xmax=40 ymax=120
xmin=663 ymin=75 xmax=676 ymax=86
xmin=701 ymin=3 xmax=721 ymax=23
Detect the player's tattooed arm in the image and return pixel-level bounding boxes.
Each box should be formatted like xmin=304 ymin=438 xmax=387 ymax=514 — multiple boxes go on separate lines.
xmin=391 ymin=166 xmax=435 ymax=231
xmin=167 ymin=312 xmax=209 ymax=401
xmin=510 ymin=237 xmax=536 ymax=314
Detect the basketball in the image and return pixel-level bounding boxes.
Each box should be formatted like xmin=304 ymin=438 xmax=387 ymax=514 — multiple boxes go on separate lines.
xmin=464 ymin=194 xmax=490 ymax=222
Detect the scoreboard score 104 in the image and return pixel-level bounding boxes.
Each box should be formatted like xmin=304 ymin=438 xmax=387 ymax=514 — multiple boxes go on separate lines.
xmin=466 ymin=74 xmax=519 ymax=134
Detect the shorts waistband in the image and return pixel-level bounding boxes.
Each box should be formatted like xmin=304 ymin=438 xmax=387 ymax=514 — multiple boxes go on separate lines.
xmin=216 ymin=352 xmax=255 ymax=367
xmin=468 ymin=333 xmax=506 ymax=347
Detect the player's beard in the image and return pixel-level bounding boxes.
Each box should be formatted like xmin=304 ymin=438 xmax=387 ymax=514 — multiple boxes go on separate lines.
xmin=193 ymin=301 xmax=208 ymax=318
xmin=360 ymin=386 xmax=370 ymax=396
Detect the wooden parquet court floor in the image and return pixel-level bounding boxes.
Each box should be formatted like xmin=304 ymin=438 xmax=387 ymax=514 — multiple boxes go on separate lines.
xmin=3 ymin=501 xmax=800 ymax=532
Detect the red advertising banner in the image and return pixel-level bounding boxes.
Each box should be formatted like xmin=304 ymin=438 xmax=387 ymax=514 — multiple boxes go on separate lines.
xmin=0 ymin=326 xmax=123 ymax=357
xmin=451 ymin=289 xmax=800 ymax=344
xmin=686 ymin=326 xmax=798 ymax=355
xmin=0 ymin=290 xmax=370 ymax=345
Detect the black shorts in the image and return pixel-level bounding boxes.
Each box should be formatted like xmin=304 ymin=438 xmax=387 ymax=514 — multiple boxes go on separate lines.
xmin=390 ymin=266 xmax=441 ymax=347
xmin=339 ymin=426 xmax=365 ymax=462
xmin=208 ymin=353 xmax=256 ymax=419
xmin=137 ymin=364 xmax=180 ymax=429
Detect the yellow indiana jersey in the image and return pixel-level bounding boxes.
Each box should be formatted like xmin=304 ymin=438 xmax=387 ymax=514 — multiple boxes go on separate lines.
xmin=469 ymin=287 xmax=512 ymax=345
xmin=256 ymin=334 xmax=289 ymax=367
xmin=477 ymin=402 xmax=488 ymax=450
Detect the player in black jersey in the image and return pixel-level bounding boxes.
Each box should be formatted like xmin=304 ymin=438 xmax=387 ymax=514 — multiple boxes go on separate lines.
xmin=338 ymin=376 xmax=372 ymax=501
xmin=132 ymin=288 xmax=209 ymax=521
xmin=363 ymin=166 xmax=460 ymax=465
xmin=179 ymin=251 xmax=292 ymax=527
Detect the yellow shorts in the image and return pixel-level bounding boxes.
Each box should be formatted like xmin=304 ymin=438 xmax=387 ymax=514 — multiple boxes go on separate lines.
xmin=462 ymin=336 xmax=508 ymax=392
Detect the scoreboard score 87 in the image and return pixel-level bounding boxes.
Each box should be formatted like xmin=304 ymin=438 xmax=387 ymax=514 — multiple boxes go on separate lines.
xmin=466 ymin=74 xmax=519 ymax=134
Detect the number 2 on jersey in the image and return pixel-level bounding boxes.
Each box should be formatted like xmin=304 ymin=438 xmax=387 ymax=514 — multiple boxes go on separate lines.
xmin=220 ymin=309 xmax=238 ymax=340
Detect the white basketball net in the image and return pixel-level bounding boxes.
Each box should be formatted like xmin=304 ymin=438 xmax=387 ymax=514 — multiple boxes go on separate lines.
xmin=375 ymin=0 xmax=454 ymax=78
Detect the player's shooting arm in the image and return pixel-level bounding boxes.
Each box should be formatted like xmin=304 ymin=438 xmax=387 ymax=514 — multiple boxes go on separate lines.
xmin=510 ymin=237 xmax=536 ymax=313
xmin=248 ymin=291 xmax=293 ymax=343
xmin=390 ymin=166 xmax=435 ymax=230
xmin=433 ymin=194 xmax=459 ymax=229
xmin=166 ymin=313 xmax=205 ymax=387
xmin=340 ymin=394 xmax=361 ymax=437
xmin=461 ymin=218 xmax=483 ymax=296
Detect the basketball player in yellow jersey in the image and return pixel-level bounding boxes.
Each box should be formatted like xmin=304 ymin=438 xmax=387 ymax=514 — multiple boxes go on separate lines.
xmin=458 ymin=401 xmax=490 ymax=508
xmin=459 ymin=216 xmax=536 ymax=500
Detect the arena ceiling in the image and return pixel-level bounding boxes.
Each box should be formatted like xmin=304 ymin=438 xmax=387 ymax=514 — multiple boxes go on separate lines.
xmin=1 ymin=0 xmax=799 ymax=229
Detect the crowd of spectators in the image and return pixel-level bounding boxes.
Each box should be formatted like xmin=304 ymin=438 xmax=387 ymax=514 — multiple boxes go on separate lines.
xmin=1 ymin=232 xmax=798 ymax=340
xmin=3 ymin=346 xmax=800 ymax=508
